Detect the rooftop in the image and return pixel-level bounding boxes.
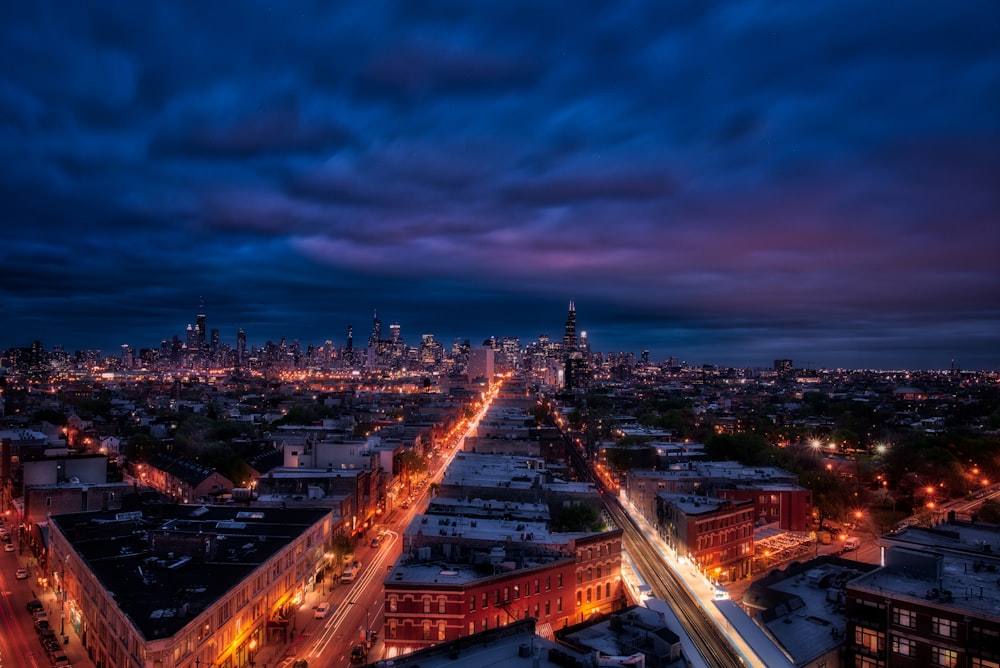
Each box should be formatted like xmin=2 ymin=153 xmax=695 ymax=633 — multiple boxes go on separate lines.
xmin=51 ymin=504 xmax=330 ymax=641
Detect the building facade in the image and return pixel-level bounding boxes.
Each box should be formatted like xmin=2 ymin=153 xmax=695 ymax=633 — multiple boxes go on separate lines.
xmin=47 ymin=505 xmax=332 ymax=668
xmin=384 ymin=528 xmax=624 ymax=656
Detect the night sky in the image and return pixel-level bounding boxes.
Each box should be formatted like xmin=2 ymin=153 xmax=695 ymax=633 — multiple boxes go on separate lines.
xmin=2 ymin=2 xmax=999 ymax=370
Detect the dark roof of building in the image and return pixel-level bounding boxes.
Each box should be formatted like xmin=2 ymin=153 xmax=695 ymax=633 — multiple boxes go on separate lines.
xmin=50 ymin=504 xmax=329 ymax=641
xmin=146 ymin=453 xmax=220 ymax=487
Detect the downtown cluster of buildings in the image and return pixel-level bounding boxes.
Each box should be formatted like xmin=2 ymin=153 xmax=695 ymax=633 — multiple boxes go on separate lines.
xmin=2 ymin=303 xmax=1000 ymax=668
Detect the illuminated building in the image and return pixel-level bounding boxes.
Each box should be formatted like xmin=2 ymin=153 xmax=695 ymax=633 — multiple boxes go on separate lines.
xmin=384 ymin=520 xmax=623 ymax=656
xmin=48 ymin=505 xmax=332 ymax=668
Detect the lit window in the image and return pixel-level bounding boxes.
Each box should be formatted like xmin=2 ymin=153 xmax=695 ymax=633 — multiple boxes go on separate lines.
xmin=892 ymin=636 xmax=915 ymax=656
xmin=932 ymin=616 xmax=958 ymax=639
xmin=853 ymin=626 xmax=885 ymax=653
xmin=892 ymin=607 xmax=916 ymax=628
xmin=932 ymin=646 xmax=957 ymax=667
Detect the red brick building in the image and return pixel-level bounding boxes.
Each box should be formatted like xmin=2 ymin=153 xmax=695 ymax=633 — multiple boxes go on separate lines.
xmin=718 ymin=484 xmax=813 ymax=532
xmin=384 ymin=528 xmax=623 ymax=656
xmin=655 ymin=493 xmax=754 ymax=584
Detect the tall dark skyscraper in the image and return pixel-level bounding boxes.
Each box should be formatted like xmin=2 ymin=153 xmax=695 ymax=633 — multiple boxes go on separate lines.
xmin=563 ymin=300 xmax=578 ymax=352
xmin=196 ymin=312 xmax=207 ymax=349
xmin=346 ymin=324 xmax=353 ymax=351
xmin=236 ymin=328 xmax=247 ymax=367
xmin=369 ymin=310 xmax=382 ymax=348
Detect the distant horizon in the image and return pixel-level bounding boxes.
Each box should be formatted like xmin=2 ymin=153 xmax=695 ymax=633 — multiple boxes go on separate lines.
xmin=2 ymin=304 xmax=994 ymax=374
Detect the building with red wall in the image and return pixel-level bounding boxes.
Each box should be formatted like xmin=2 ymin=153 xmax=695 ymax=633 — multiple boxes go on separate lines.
xmin=383 ymin=515 xmax=623 ymax=657
xmin=654 ymin=492 xmax=754 ymax=584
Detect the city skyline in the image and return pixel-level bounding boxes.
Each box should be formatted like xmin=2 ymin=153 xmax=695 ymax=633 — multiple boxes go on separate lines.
xmin=1 ymin=2 xmax=999 ymax=370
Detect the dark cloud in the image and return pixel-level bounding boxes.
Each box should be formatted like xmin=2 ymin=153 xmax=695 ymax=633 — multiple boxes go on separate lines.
xmin=1 ymin=0 xmax=998 ymax=369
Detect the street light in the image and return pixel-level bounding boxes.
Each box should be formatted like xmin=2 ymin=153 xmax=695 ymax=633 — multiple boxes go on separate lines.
xmin=349 ymin=600 xmax=371 ymax=662
xmin=248 ymin=638 xmax=257 ymax=667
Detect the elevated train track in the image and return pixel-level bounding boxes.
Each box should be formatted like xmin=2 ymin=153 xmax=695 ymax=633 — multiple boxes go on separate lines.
xmin=563 ymin=430 xmax=747 ymax=668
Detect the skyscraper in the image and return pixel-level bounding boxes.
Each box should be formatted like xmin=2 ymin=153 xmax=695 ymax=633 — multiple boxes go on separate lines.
xmin=563 ymin=300 xmax=578 ymax=352
xmin=236 ymin=328 xmax=247 ymax=367
xmin=369 ymin=310 xmax=382 ymax=348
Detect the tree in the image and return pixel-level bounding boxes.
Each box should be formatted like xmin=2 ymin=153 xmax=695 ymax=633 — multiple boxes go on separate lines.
xmin=551 ymin=502 xmax=603 ymax=532
xmin=977 ymin=499 xmax=1000 ymax=524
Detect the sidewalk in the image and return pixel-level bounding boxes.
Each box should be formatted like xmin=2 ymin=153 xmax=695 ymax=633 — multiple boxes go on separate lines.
xmin=255 ymin=586 xmax=326 ymax=668
xmin=42 ymin=587 xmax=95 ymax=668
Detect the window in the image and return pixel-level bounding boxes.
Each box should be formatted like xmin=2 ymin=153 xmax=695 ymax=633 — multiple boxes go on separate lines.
xmin=587 ymin=567 xmax=593 ymax=581
xmin=546 ymin=575 xmax=551 ymax=591
xmin=438 ymin=621 xmax=446 ymax=641
xmin=586 ymin=588 xmax=592 ymax=603
xmin=438 ymin=596 xmax=446 ymax=614
xmin=423 ymin=596 xmax=431 ymax=614
xmin=388 ymin=619 xmax=397 ymax=639
xmin=971 ymin=659 xmax=1000 ymax=668
xmin=535 ymin=579 xmax=540 ymax=594
xmin=932 ymin=616 xmax=958 ymax=639
xmin=557 ymin=574 xmax=563 ymax=588
xmin=892 ymin=637 xmax=915 ymax=656
xmin=422 ymin=621 xmax=431 ymax=640
xmin=892 ymin=607 xmax=916 ymax=628
xmin=469 ymin=622 xmax=475 ymax=636
xmin=596 ymin=585 xmax=601 ymax=601
xmin=576 ymin=591 xmax=582 ymax=606
xmin=931 ymin=646 xmax=957 ymax=667
xmin=469 ymin=596 xmax=476 ymax=612
xmin=557 ymin=597 xmax=563 ymax=613
xmin=389 ymin=595 xmax=397 ymax=613
xmin=855 ymin=656 xmax=880 ymax=668
xmin=853 ymin=626 xmax=885 ymax=653
xmin=596 ymin=566 xmax=602 ymax=579
xmin=483 ymin=593 xmax=488 ymax=608
xmin=577 ymin=571 xmax=583 ymax=585
xmin=545 ymin=600 xmax=550 ymax=616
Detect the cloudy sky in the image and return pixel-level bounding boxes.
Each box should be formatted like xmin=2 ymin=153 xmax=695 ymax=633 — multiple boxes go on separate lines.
xmin=2 ymin=1 xmax=998 ymax=370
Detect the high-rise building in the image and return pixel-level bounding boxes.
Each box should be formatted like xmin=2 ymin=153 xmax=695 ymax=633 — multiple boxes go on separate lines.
xmin=563 ymin=300 xmax=578 ymax=352
xmin=236 ymin=328 xmax=247 ymax=367
xmin=196 ymin=312 xmax=207 ymax=349
xmin=369 ymin=310 xmax=382 ymax=348
xmin=467 ymin=346 xmax=495 ymax=381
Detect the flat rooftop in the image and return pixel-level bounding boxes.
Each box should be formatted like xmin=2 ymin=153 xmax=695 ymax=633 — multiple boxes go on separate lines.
xmin=51 ymin=505 xmax=330 ymax=641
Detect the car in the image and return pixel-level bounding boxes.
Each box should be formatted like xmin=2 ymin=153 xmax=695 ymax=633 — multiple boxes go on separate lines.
xmin=34 ymin=619 xmax=50 ymax=634
xmin=314 ymin=602 xmax=330 ymax=619
xmin=370 ymin=538 xmax=380 ymax=548
xmin=26 ymin=599 xmax=43 ymax=613
xmin=15 ymin=567 xmax=28 ymax=579
xmin=350 ymin=645 xmax=366 ymax=663
xmin=292 ymin=661 xmax=309 ymax=668
xmin=844 ymin=537 xmax=861 ymax=551
xmin=4 ymin=542 xmax=14 ymax=552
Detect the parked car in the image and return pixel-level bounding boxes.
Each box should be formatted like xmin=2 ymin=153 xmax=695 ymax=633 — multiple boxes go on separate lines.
xmin=350 ymin=645 xmax=366 ymax=663
xmin=26 ymin=599 xmax=43 ymax=613
xmin=314 ymin=603 xmax=330 ymax=619
xmin=15 ymin=567 xmax=28 ymax=579
xmin=844 ymin=537 xmax=861 ymax=551
xmin=3 ymin=542 xmax=14 ymax=552
xmin=370 ymin=537 xmax=380 ymax=548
